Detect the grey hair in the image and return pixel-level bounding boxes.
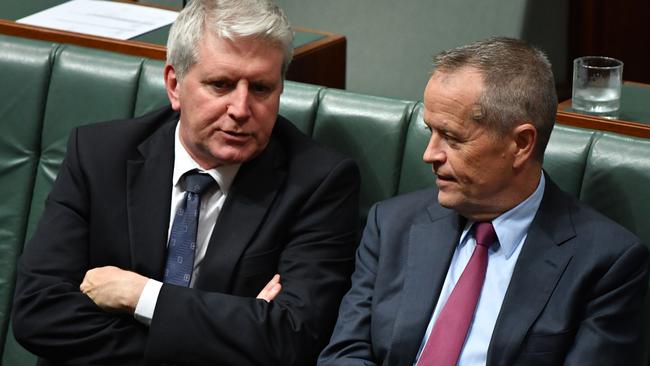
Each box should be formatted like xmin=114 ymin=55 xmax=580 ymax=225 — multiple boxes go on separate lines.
xmin=167 ymin=0 xmax=294 ymax=81
xmin=433 ymin=37 xmax=557 ymax=162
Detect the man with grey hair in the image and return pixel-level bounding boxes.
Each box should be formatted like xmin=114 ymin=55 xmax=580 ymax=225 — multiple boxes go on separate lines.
xmin=12 ymin=0 xmax=359 ymax=364
xmin=318 ymin=37 xmax=648 ymax=365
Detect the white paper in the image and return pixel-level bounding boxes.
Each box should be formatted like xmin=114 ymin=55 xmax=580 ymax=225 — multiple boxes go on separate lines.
xmin=17 ymin=0 xmax=178 ymax=40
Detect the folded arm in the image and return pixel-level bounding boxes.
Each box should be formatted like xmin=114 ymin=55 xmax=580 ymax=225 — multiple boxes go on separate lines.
xmin=143 ymin=158 xmax=361 ymax=365
xmin=79 ymin=268 xmax=281 ymax=312
xmin=12 ymin=130 xmax=148 ymax=364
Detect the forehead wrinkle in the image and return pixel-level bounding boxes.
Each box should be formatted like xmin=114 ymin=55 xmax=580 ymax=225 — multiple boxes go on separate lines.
xmin=424 ymin=98 xmax=476 ymax=135
xmin=196 ymin=35 xmax=282 ymax=83
xmin=426 ymin=74 xmax=482 ymax=125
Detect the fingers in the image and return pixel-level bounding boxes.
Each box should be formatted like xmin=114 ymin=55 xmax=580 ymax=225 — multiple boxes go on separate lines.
xmin=256 ymin=274 xmax=282 ymax=302
xmin=80 ymin=266 xmax=117 ymax=294
xmin=78 ymin=266 xmax=148 ymax=313
xmin=80 ymin=266 xmax=105 ymax=294
xmin=265 ymin=276 xmax=281 ymax=301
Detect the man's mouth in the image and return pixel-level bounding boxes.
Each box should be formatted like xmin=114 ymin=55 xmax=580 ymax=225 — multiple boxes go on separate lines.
xmin=221 ymin=129 xmax=248 ymax=136
xmin=435 ymin=174 xmax=456 ymax=187
xmin=218 ymin=129 xmax=252 ymax=143
xmin=435 ymin=173 xmax=455 ymax=181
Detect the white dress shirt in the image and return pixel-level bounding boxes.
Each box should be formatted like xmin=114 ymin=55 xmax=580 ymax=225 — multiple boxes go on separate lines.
xmin=414 ymin=175 xmax=546 ymax=365
xmin=134 ymin=122 xmax=240 ymax=325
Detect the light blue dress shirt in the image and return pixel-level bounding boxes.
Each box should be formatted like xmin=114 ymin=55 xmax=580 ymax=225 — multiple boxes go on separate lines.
xmin=414 ymin=175 xmax=546 ymax=366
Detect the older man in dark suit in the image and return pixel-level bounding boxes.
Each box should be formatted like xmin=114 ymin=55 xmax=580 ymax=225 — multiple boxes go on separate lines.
xmin=12 ymin=1 xmax=359 ymax=365
xmin=318 ymin=37 xmax=648 ymax=366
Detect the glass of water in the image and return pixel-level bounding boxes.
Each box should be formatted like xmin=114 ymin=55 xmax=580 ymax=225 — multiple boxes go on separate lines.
xmin=572 ymin=56 xmax=623 ymax=118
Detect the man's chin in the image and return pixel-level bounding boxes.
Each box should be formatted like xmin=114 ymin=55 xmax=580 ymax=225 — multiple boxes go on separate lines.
xmin=436 ymin=190 xmax=462 ymax=210
xmin=210 ymin=148 xmax=261 ymax=166
xmin=436 ymin=192 xmax=453 ymax=208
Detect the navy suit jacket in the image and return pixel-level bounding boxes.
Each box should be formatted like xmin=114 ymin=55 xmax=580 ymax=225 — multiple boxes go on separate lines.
xmin=319 ymin=177 xmax=649 ymax=366
xmin=13 ymin=106 xmax=360 ymax=365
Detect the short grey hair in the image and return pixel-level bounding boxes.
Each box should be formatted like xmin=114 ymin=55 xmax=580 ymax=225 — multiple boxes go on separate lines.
xmin=167 ymin=0 xmax=294 ymax=81
xmin=433 ymin=37 xmax=557 ymax=162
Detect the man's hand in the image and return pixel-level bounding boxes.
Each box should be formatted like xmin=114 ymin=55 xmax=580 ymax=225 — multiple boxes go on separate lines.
xmin=80 ymin=266 xmax=148 ymax=314
xmin=256 ymin=274 xmax=281 ymax=302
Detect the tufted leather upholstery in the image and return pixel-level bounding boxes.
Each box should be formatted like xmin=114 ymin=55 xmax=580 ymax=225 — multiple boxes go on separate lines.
xmin=1 ymin=33 xmax=649 ymax=365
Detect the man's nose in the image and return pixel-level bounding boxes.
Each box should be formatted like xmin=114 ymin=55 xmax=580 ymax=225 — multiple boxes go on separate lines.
xmin=227 ymin=82 xmax=251 ymax=121
xmin=423 ymin=133 xmax=446 ymax=164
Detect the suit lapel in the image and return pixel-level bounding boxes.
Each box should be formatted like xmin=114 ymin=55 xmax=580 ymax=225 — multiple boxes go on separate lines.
xmin=487 ymin=179 xmax=576 ymax=366
xmin=126 ymin=115 xmax=176 ymax=279
xmin=386 ymin=207 xmax=463 ymax=365
xmin=196 ymin=136 xmax=287 ymax=291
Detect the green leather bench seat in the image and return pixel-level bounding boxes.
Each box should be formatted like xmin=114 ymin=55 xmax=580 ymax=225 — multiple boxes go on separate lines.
xmin=1 ymin=33 xmax=650 ymax=365
xmin=0 ymin=37 xmax=58 ymax=366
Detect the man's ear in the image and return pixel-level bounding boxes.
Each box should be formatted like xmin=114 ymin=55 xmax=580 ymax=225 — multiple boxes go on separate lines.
xmin=164 ymin=64 xmax=181 ymax=111
xmin=511 ymin=123 xmax=537 ymax=169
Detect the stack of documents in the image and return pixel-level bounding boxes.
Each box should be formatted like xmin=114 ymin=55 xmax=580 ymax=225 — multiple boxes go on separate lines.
xmin=17 ymin=0 xmax=179 ymax=40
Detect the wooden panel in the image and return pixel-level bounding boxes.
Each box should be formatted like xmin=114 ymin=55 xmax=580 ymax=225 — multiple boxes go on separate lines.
xmin=0 ymin=19 xmax=167 ymax=59
xmin=287 ymin=27 xmax=346 ymax=89
xmin=0 ymin=13 xmax=346 ymax=88
xmin=569 ymin=0 xmax=650 ymax=84
xmin=557 ymin=100 xmax=650 ymax=139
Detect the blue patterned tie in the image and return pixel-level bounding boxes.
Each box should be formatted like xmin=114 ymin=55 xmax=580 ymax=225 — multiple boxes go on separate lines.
xmin=164 ymin=171 xmax=216 ymax=287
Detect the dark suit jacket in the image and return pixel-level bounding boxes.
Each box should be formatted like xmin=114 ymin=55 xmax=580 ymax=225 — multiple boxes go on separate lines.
xmin=12 ymin=106 xmax=360 ymax=366
xmin=318 ymin=177 xmax=649 ymax=366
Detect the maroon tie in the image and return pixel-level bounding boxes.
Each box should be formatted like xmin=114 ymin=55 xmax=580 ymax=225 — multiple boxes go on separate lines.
xmin=416 ymin=222 xmax=496 ymax=366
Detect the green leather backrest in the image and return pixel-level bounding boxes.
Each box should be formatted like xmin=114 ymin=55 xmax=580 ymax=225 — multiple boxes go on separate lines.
xmin=398 ymin=103 xmax=434 ymax=194
xmin=581 ymin=134 xmax=650 ymax=244
xmin=544 ymin=124 xmax=598 ymax=197
xmin=1 ymin=33 xmax=650 ymax=365
xmin=278 ymin=81 xmax=322 ymax=136
xmin=0 ymin=38 xmax=155 ymax=366
xmin=0 ymin=35 xmax=57 ymax=364
xmin=135 ymin=59 xmax=169 ymax=117
xmin=25 ymin=46 xmax=145 ymax=240
xmin=312 ymin=89 xmax=415 ymax=224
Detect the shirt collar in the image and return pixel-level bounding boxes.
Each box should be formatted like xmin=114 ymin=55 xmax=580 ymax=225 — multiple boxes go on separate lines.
xmin=172 ymin=122 xmax=241 ymax=193
xmin=459 ymin=174 xmax=546 ymax=259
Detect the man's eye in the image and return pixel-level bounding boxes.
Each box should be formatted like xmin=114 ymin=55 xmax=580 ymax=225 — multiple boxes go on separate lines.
xmin=445 ymin=135 xmax=463 ymax=148
xmin=211 ymin=81 xmax=232 ymax=91
xmin=250 ymin=83 xmax=271 ymax=94
xmin=442 ymin=133 xmax=456 ymax=142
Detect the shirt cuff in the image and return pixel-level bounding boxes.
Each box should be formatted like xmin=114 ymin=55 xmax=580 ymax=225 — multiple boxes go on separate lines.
xmin=134 ymin=279 xmax=163 ymax=326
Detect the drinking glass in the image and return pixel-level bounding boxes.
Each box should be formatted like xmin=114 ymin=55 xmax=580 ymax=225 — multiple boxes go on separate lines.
xmin=572 ymin=56 xmax=623 ymax=118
